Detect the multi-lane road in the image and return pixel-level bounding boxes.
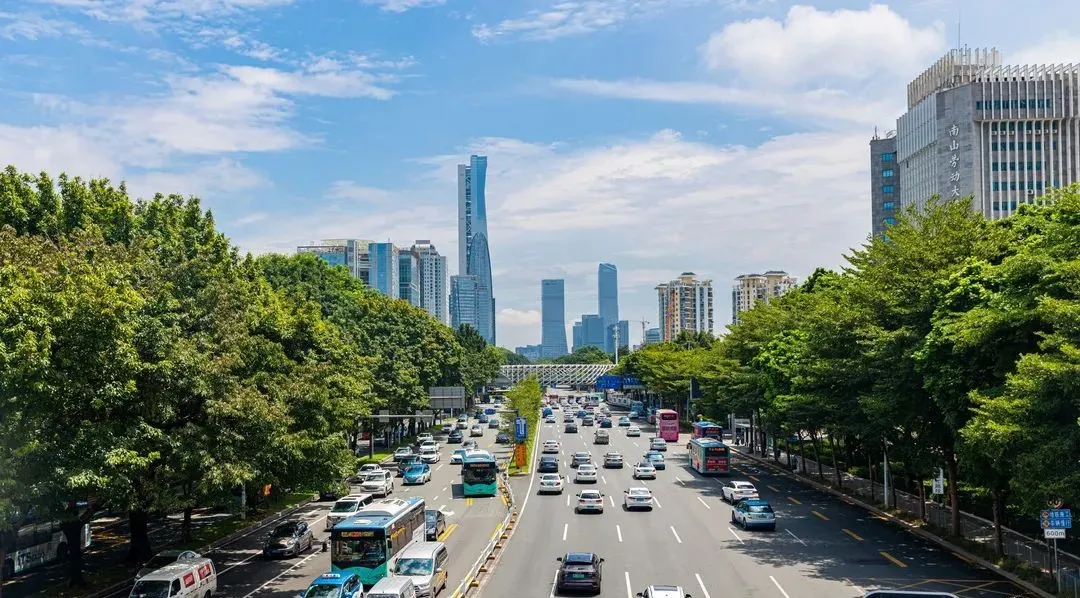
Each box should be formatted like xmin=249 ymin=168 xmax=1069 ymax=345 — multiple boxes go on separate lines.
xmin=484 ymin=401 xmax=1035 ymax=598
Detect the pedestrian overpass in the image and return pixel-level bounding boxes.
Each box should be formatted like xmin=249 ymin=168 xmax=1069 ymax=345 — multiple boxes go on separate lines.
xmin=498 ymin=364 xmax=616 ymax=387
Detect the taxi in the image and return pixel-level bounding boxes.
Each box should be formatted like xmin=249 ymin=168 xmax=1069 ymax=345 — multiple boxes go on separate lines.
xmin=731 ymin=499 xmax=777 ymax=530
xmin=300 ymin=572 xmax=364 ymax=598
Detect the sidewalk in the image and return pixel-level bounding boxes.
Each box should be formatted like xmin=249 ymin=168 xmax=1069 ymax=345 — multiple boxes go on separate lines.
xmin=737 ymin=445 xmax=1080 ymax=595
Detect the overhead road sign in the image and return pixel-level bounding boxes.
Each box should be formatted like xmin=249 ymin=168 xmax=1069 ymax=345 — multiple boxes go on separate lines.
xmin=1041 ymin=508 xmax=1072 ymax=529
xmin=595 ymin=375 xmax=621 ymax=390
xmin=429 ymin=386 xmax=467 ymax=410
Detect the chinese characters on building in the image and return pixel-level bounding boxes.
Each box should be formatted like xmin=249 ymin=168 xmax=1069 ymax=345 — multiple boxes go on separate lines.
xmin=948 ymin=124 xmax=961 ymax=196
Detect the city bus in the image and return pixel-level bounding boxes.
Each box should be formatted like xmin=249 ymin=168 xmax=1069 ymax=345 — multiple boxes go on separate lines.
xmin=330 ymin=497 xmax=426 ymax=587
xmin=688 ymin=438 xmax=731 ymax=475
xmin=654 ymin=409 xmax=680 ymax=442
xmin=2 ymin=518 xmax=92 ymax=578
xmin=629 ymin=400 xmax=644 ymax=418
xmin=692 ymin=421 xmax=723 ymax=440
xmin=462 ymin=450 xmax=499 ymax=497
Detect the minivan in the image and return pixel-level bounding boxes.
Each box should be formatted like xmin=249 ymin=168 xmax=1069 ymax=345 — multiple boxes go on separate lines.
xmin=367 ymin=575 xmax=418 ymax=598
xmin=393 ymin=541 xmax=449 ymax=597
xmin=129 ymin=558 xmax=217 ymax=598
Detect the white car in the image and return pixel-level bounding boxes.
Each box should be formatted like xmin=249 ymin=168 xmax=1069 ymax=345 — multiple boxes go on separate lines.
xmin=417 ymin=433 xmax=434 ymax=444
xmin=419 ymin=447 xmax=440 ymax=463
xmin=352 ymin=463 xmax=383 ymax=481
xmin=575 ymin=464 xmax=598 ymax=483
xmin=722 ymin=481 xmax=760 ymax=503
xmin=626 ymin=426 xmax=642 ymax=437
xmin=419 ymin=440 xmax=439 ymax=452
xmin=635 ymin=585 xmax=692 ymax=598
xmin=633 ymin=463 xmax=657 ymax=480
xmin=450 ymin=448 xmax=468 ymax=464
xmin=542 ymin=440 xmax=561 ymax=454
xmin=649 ymin=438 xmax=668 ymax=452
xmin=470 ymin=424 xmax=484 ymax=437
xmin=441 ymin=424 xmax=455 ymax=433
xmin=538 ymin=474 xmax=566 ymax=494
xmin=360 ymin=471 xmax=394 ymax=497
xmin=575 ymin=489 xmax=605 ymax=513
xmin=623 ymin=487 xmax=654 ymax=510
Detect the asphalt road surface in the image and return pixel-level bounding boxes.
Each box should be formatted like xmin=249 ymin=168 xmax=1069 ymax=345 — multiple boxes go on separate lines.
xmin=484 ymin=401 xmax=1036 ymax=598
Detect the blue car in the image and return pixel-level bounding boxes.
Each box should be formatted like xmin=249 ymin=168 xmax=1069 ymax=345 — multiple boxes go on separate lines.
xmin=599 ymin=418 xmax=612 ymax=428
xmin=300 ymin=572 xmax=364 ymax=598
xmin=403 ymin=463 xmax=431 ymax=485
xmin=645 ymin=451 xmax=666 ymax=470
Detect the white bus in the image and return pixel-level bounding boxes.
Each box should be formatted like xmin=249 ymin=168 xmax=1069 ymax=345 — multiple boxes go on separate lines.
xmin=2 ymin=519 xmax=92 ymax=578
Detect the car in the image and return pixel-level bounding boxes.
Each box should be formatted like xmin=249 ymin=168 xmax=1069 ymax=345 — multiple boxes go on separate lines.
xmin=419 ymin=447 xmax=440 ymax=463
xmin=417 ymin=433 xmax=434 ymax=444
xmin=565 ymin=422 xmax=578 ymax=433
xmin=564 ymin=415 xmax=575 ymax=423
xmin=360 ymin=471 xmax=394 ymax=496
xmin=575 ymin=464 xmax=598 ymax=483
xmin=325 ymin=493 xmax=375 ymax=530
xmin=353 ymin=463 xmax=384 ymax=481
xmin=576 ymin=410 xmax=588 ymax=418
xmin=456 ymin=420 xmax=469 ymax=430
xmin=623 ymin=487 xmax=654 ymax=510
xmin=496 ymin=432 xmax=512 ymax=444
xmin=393 ymin=446 xmax=414 ymax=460
xmin=263 ymin=520 xmax=313 ymax=558
xmin=618 ymin=417 xmax=631 ymax=427
xmin=599 ymin=418 xmax=612 ymax=429
xmin=489 ymin=418 xmax=501 ymax=428
xmin=545 ymin=415 xmax=557 ymax=423
xmin=602 ymin=452 xmax=623 ymax=468
xmin=635 ymin=585 xmax=693 ymax=598
xmin=626 ymin=426 xmax=641 ymax=437
xmin=538 ymin=455 xmax=560 ymax=473
xmin=441 ymin=423 xmax=455 ymax=434
xmin=731 ymin=499 xmax=776 ymax=530
xmin=301 ymin=572 xmax=365 ymax=598
xmin=649 ymin=438 xmax=668 ymax=452
xmin=722 ymin=481 xmax=760 ymax=503
xmin=134 ymin=549 xmax=201 ymax=580
xmin=644 ymin=451 xmax=666 ymax=470
xmin=555 ymin=552 xmax=604 ymax=595
xmin=447 ymin=429 xmax=464 ymax=443
xmin=575 ymin=490 xmax=605 ymax=514
xmin=538 ymin=473 xmax=566 ymax=494
xmin=570 ymin=452 xmax=591 ymax=468
xmin=478 ymin=414 xmax=489 ymax=423
xmin=419 ymin=439 xmax=439 ymax=452
xmin=543 ymin=440 xmax=561 ymax=453
xmin=593 ymin=430 xmax=609 ymax=445
xmin=403 ymin=463 xmax=432 ymax=485
xmin=633 ymin=462 xmax=657 ymax=479
xmin=425 ymin=509 xmax=447 ymax=541
xmin=451 ymin=448 xmax=468 ymax=464
xmin=397 ymin=454 xmax=423 ymax=475
xmin=581 ymin=417 xmax=595 ymax=426
xmin=470 ymin=424 xmax=484 ymax=437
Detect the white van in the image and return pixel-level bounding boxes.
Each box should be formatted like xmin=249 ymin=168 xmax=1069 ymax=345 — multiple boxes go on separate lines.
xmin=129 ymin=558 xmax=217 ymax=598
xmin=367 ymin=575 xmax=417 ymax=598
xmin=392 ymin=542 xmax=449 ymax=597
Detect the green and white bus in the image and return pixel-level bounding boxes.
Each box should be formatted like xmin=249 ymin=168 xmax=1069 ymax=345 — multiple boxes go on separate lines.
xmin=330 ymin=497 xmax=426 ymax=588
xmin=461 ymin=450 xmax=498 ymax=497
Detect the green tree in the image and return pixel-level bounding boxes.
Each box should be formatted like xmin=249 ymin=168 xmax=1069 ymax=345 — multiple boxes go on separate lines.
xmin=497 ymin=347 xmax=530 ymax=365
xmin=552 ymin=345 xmax=612 ymax=364
xmin=455 ymin=325 xmax=500 ymax=397
xmin=504 ymin=375 xmax=543 ymax=443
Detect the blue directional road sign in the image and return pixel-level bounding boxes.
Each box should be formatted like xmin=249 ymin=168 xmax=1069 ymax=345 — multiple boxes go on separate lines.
xmin=595 ymin=375 xmax=621 ymax=390
xmin=1041 ymin=509 xmax=1073 ymax=529
xmin=515 ymin=417 xmax=528 ymax=443
xmin=622 ymin=376 xmax=641 ymax=387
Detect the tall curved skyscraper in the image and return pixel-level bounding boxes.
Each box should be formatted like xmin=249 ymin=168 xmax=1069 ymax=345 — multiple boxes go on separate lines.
xmin=455 ymin=155 xmax=496 ymax=344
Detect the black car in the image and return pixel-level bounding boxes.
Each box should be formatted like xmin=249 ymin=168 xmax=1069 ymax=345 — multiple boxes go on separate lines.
xmin=448 ymin=429 xmax=464 ymax=443
xmin=565 ymin=423 xmax=578 ymax=433
xmin=555 ymin=552 xmax=603 ymax=595
xmin=538 ymin=455 xmax=560 ymax=473
xmin=425 ymin=509 xmax=447 ymax=541
xmin=496 ymin=432 xmax=511 ymax=444
xmin=263 ymin=520 xmax=314 ymax=558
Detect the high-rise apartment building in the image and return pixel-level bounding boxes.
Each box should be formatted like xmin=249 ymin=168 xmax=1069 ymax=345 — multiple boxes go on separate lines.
xmin=411 ymin=241 xmax=448 ymax=324
xmin=895 ymin=48 xmax=1080 ymax=218
xmin=367 ymin=242 xmax=399 ymax=298
xmin=450 ymin=275 xmax=481 ymax=332
xmin=456 ymin=155 xmax=496 ymax=345
xmin=540 ymin=279 xmax=568 ymax=359
xmin=870 ymin=132 xmax=900 ymax=237
xmin=597 ymin=263 xmax=619 ymax=351
xmin=398 ymin=250 xmax=421 ymax=307
xmin=731 ymin=271 xmax=798 ymax=325
xmin=656 ymin=272 xmax=714 ymax=341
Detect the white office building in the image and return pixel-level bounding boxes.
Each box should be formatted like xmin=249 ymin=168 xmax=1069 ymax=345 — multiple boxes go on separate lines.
xmin=411 ymin=240 xmax=448 ymax=324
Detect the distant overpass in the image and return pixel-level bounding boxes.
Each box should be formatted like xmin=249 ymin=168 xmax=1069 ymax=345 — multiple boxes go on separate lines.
xmin=498 ymin=363 xmax=616 ymax=386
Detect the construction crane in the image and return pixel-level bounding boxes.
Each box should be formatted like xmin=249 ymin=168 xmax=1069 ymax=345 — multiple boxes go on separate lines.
xmin=613 ymin=318 xmax=651 ymax=365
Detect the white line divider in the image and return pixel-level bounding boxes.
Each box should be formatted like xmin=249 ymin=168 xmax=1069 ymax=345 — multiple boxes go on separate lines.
xmin=616 ymin=525 xmax=623 ymax=542
xmin=697 ymin=496 xmax=711 ymax=509
xmin=770 ymin=576 xmax=792 ymax=598
xmin=728 ymin=527 xmax=745 ymax=543
xmin=625 ymin=572 xmax=633 ymax=598
xmin=670 ymin=526 xmax=683 ymax=543
xmin=695 ymin=574 xmax=713 ymax=598
xmin=563 ymin=523 xmax=568 ymax=541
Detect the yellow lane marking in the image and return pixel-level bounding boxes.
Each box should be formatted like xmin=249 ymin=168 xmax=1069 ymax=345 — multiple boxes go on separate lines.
xmin=787 ymin=496 xmax=802 ymax=505
xmin=880 ymin=551 xmax=908 ymax=568
xmin=466 ymin=498 xmax=475 ymax=506
xmin=438 ymin=523 xmax=458 ymax=542
xmin=811 ymin=510 xmax=829 ymax=521
xmin=842 ymin=528 xmax=863 ymax=541
xmin=749 ymin=475 xmax=760 ymax=482
xmin=767 ymin=485 xmax=780 ymax=493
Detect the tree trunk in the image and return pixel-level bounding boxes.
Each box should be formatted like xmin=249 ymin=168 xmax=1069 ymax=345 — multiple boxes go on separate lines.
xmin=61 ymin=520 xmax=86 ymax=588
xmin=126 ymin=510 xmax=154 ymax=564
xmin=181 ymin=506 xmax=193 ymax=543
xmin=811 ymin=432 xmax=824 ymax=480
xmin=829 ymin=434 xmax=843 ymax=488
xmin=946 ymin=450 xmax=961 ymax=537
xmin=992 ymin=487 xmax=1006 ymax=558
xmin=796 ymin=433 xmax=806 ymax=474
xmin=918 ymin=480 xmax=927 ymax=521
xmin=868 ymin=453 xmax=875 ymax=502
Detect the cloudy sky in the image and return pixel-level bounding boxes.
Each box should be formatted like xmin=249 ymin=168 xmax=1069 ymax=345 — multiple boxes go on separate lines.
xmin=2 ymin=0 xmax=1079 ymax=350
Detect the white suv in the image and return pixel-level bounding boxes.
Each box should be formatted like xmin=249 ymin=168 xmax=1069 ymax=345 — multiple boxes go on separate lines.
xmin=360 ymin=471 xmax=394 ymax=497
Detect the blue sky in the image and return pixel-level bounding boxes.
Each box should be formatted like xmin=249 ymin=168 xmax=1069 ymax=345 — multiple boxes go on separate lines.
xmin=2 ymin=0 xmax=1079 ymax=350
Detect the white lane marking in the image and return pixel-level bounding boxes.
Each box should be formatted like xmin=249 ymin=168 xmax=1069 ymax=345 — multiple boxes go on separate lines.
xmin=435 ymin=464 xmax=444 ymax=472
xmin=728 ymin=527 xmax=744 ymax=543
xmin=442 ymin=486 xmax=448 ymax=491
xmin=696 ymin=574 xmax=713 ymax=598
xmin=616 ymin=524 xmax=623 ymax=542
xmin=609 ymin=495 xmax=615 ymax=507
xmin=439 ymin=504 xmax=446 ymax=512
xmin=566 ymin=494 xmax=570 ymax=506
xmin=219 ymin=514 xmax=325 ymax=574
xmin=697 ymin=496 xmax=711 ymax=509
xmin=771 ymin=576 xmax=792 ymax=598
xmin=632 ymin=442 xmax=640 ymax=447
xmin=601 ymin=476 xmax=608 ymax=485
xmin=625 ymin=571 xmax=633 ymax=598
xmin=562 ymin=523 xmax=568 ymax=541
xmin=549 ymin=570 xmax=559 ymax=598
xmin=670 ymin=526 xmax=683 ymax=543
xmin=653 ymin=496 xmax=663 ymax=509
xmin=433 ymin=495 xmax=439 ymax=502
xmin=240 ymin=547 xmax=321 ymax=597
xmin=786 ymin=529 xmax=807 ymax=545
xmin=676 ymin=477 xmax=685 ymax=485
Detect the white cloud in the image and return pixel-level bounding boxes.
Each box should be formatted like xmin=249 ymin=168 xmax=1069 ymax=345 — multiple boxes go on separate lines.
xmin=0 ymin=12 xmax=86 ymax=40
xmin=1010 ymin=31 xmax=1080 ymax=65
xmin=473 ymin=0 xmax=708 ymax=42
xmin=35 ymin=0 xmax=296 ymax=23
xmin=497 ymin=308 xmax=541 ymax=328
xmin=362 ymin=0 xmax=446 ymax=13
xmin=326 ymin=181 xmax=396 ymax=203
xmin=123 ymin=158 xmax=267 ymax=200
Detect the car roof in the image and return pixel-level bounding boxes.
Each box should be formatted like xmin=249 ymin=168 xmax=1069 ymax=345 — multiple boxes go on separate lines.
xmin=648 ymin=585 xmax=684 ymax=598
xmin=311 ymin=572 xmax=355 ymax=587
xmin=540 ymin=455 xmax=558 ymax=460
xmin=742 ymin=499 xmax=770 ymax=506
xmin=628 ymin=487 xmax=650 ymax=493
xmin=733 ymin=481 xmax=755 ymax=486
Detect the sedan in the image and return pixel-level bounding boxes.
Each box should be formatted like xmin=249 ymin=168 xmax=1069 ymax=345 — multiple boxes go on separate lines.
xmin=263 ymin=520 xmax=313 ymax=558
xmin=419 ymin=447 xmax=440 ymax=463
xmin=649 ymin=438 xmax=668 ymax=452
xmin=542 ymin=440 xmax=561 ymax=454
xmin=565 ymin=423 xmax=578 ymax=433
xmin=618 ymin=417 xmax=632 ymax=427
xmin=603 ymin=452 xmax=623 ymax=468
xmin=403 ymin=463 xmax=431 ymax=485
xmin=447 ymin=430 xmax=464 ymax=443
xmin=626 ymin=426 xmax=642 ymax=437
xmin=574 ymin=464 xmax=598 ymax=484
xmin=450 ymin=448 xmax=468 ymax=464
xmin=538 ymin=473 xmax=566 ymax=494
xmin=489 ymin=418 xmax=501 ymax=428
xmin=636 ymin=585 xmax=693 ymax=598
xmin=722 ymin=481 xmax=760 ymax=503
xmin=644 ymin=451 xmax=666 ymax=470
xmin=633 ymin=462 xmax=657 ymax=480
xmin=570 ymin=452 xmax=591 ymax=468
xmin=417 ymin=433 xmax=434 ymax=444
xmin=575 ymin=490 xmax=605 ymax=514
xmin=393 ymin=446 xmax=413 ymax=460
xmin=496 ymin=432 xmax=512 ymax=444
xmin=545 ymin=415 xmax=557 ymax=423
xmin=538 ymin=456 xmax=560 ymax=473
xmin=623 ymin=487 xmax=654 ymax=511
xmin=470 ymin=424 xmax=484 ymax=437
xmin=425 ymin=509 xmax=447 ymax=541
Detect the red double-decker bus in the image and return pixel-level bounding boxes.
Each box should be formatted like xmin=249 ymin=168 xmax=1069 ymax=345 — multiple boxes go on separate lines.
xmin=654 ymin=409 xmax=679 ymax=442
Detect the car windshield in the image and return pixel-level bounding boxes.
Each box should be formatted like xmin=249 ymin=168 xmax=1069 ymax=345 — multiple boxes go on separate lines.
xmin=629 ymin=489 xmax=650 ymax=496
xmin=272 ymin=524 xmax=298 ymax=537
xmin=130 ymin=580 xmax=171 ymax=598
xmin=406 ymin=466 xmax=425 ymax=474
xmin=331 ymin=501 xmax=358 ymax=513
xmin=638 ymin=463 xmax=653 ymax=468
xmin=303 ymin=584 xmax=342 ymax=598
xmin=541 ymin=474 xmax=561 ymax=481
xmin=579 ymin=465 xmax=595 ymax=471
xmin=648 ymin=454 xmax=664 ymax=461
xmin=580 ymin=492 xmax=601 ymax=499
xmin=396 ymin=557 xmax=434 ymax=575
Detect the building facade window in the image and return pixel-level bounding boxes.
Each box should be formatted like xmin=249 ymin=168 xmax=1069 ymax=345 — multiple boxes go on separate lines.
xmin=881 ymin=152 xmax=896 ymax=162
xmin=883 ymin=217 xmax=897 ymax=226
xmin=882 ymin=201 xmax=896 ymax=210
xmin=882 ymin=185 xmax=895 ymax=193
xmin=882 ymin=169 xmax=895 ymax=177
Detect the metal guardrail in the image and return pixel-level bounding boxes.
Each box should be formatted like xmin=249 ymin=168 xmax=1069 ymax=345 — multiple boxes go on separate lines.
xmin=451 ymin=470 xmax=519 ymax=598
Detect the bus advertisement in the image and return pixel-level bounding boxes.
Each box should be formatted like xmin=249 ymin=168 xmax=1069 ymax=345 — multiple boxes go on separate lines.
xmin=330 ymin=497 xmax=426 ymax=587
xmin=462 ymin=450 xmax=499 ymax=497
xmin=655 ymin=409 xmax=680 ymax=442
xmin=3 ymin=519 xmax=92 ymax=578
xmin=688 ymin=438 xmax=730 ymax=475
xmin=692 ymin=421 xmax=723 ymax=440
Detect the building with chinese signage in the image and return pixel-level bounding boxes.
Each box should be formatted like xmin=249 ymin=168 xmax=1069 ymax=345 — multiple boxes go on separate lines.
xmin=896 ymin=48 xmax=1080 ymax=219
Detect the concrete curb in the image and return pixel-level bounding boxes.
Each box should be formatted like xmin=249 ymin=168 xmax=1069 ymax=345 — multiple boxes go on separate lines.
xmin=733 ymin=448 xmax=1055 ymax=598
xmin=85 ymin=494 xmax=319 ymax=598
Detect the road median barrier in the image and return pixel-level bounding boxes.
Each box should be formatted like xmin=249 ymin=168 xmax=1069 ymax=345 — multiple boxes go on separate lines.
xmin=452 ymin=470 xmax=519 ymax=598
